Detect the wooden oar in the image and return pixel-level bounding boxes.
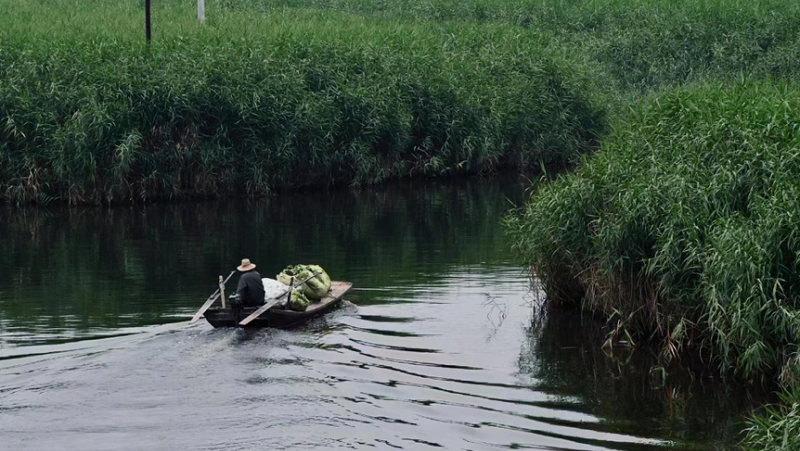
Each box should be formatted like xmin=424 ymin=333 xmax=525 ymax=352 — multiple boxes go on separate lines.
xmin=238 ymin=271 xmax=320 ymax=326
xmin=190 ymin=270 xmax=236 ymax=323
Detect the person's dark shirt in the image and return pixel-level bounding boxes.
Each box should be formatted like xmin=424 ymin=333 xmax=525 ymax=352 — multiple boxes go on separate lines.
xmin=236 ymin=270 xmax=265 ymax=307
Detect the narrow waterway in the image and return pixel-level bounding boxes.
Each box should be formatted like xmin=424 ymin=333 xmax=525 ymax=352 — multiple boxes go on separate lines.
xmin=0 ymin=179 xmax=756 ymax=450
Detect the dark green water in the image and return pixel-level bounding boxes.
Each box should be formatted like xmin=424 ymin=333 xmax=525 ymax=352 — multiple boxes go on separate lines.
xmin=0 ymin=179 xmax=757 ymax=450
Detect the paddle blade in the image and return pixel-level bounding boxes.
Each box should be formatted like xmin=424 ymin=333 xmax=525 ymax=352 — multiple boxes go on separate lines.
xmin=190 ymin=293 xmax=220 ymax=323
xmin=238 ymin=298 xmax=282 ymax=326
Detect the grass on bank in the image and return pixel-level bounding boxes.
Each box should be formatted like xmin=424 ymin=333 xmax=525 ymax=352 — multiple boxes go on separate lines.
xmin=744 ymin=389 xmax=800 ymax=451
xmin=507 ymin=80 xmax=800 ymax=387
xmin=223 ymin=0 xmax=800 ymax=91
xmin=5 ymin=0 xmax=800 ymax=204
xmin=506 ymin=78 xmax=800 ymax=448
xmin=508 ymin=82 xmax=800 ymax=382
xmin=0 ymin=0 xmax=606 ymax=204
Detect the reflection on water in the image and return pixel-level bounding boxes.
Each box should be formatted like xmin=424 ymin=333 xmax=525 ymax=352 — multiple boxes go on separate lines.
xmin=0 ymin=178 xmax=751 ymax=450
xmin=520 ymin=309 xmax=762 ymax=450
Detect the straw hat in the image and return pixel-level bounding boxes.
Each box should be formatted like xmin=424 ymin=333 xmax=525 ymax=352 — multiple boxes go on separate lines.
xmin=237 ymin=258 xmax=257 ymax=272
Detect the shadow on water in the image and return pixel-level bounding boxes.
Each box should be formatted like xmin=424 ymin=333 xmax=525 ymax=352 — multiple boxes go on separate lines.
xmin=0 ymin=176 xmax=759 ymax=450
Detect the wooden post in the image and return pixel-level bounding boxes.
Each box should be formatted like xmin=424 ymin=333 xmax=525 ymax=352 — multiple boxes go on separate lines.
xmin=190 ymin=271 xmax=236 ymax=323
xmin=287 ymin=277 xmax=295 ymax=306
xmin=219 ymin=275 xmax=226 ymax=308
xmin=145 ymin=0 xmax=151 ymax=42
xmin=198 ymin=0 xmax=205 ymax=23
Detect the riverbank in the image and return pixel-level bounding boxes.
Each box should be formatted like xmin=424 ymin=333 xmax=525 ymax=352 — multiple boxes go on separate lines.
xmin=509 ymin=79 xmax=800 ymax=379
xmin=506 ymin=80 xmax=800 ymax=449
xmin=6 ymin=0 xmax=800 ymax=205
xmin=483 ymin=2 xmax=800 ymax=447
xmin=0 ymin=0 xmax=607 ymax=204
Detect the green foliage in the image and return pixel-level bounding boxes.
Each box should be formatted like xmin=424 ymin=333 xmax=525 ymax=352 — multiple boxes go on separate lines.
xmin=506 ymin=80 xmax=800 ymax=385
xmin=6 ymin=0 xmax=800 ymax=204
xmin=743 ymin=388 xmax=800 ymax=451
xmin=0 ymin=0 xmax=605 ymax=204
xmin=220 ymin=0 xmax=800 ymax=91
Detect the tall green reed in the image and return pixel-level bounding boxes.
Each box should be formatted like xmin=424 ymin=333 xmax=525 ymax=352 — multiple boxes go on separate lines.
xmin=218 ymin=0 xmax=800 ymax=91
xmin=506 ymin=80 xmax=800 ymax=386
xmin=0 ymin=1 xmax=606 ymax=203
xmin=743 ymin=388 xmax=800 ymax=451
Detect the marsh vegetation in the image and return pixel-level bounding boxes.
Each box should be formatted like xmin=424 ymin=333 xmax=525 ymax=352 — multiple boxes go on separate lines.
xmin=3 ymin=0 xmax=800 ymax=448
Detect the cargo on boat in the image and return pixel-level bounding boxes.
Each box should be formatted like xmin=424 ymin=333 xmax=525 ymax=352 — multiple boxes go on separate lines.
xmin=203 ymin=281 xmax=352 ymax=328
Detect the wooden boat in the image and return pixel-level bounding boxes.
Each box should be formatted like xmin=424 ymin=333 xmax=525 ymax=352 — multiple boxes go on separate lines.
xmin=204 ymin=281 xmax=353 ymax=328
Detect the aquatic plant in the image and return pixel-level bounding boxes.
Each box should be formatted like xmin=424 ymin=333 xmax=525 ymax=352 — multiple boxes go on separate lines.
xmin=5 ymin=0 xmax=800 ymax=204
xmin=0 ymin=0 xmax=605 ymax=204
xmin=506 ymin=80 xmax=800 ymax=385
xmin=506 ymin=78 xmax=800 ymax=447
xmin=221 ymin=0 xmax=800 ymax=91
xmin=743 ymin=388 xmax=800 ymax=451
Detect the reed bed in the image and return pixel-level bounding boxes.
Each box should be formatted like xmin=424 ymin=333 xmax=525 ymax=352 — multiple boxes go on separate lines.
xmin=744 ymin=388 xmax=800 ymax=451
xmin=0 ymin=0 xmax=606 ymax=204
xmin=223 ymin=0 xmax=800 ymax=90
xmin=507 ymin=79 xmax=800 ymax=449
xmin=5 ymin=0 xmax=800 ymax=204
xmin=508 ymin=81 xmax=800 ymax=382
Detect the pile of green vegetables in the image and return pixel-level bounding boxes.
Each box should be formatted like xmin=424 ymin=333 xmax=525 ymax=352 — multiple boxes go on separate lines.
xmin=277 ymin=264 xmax=332 ymax=311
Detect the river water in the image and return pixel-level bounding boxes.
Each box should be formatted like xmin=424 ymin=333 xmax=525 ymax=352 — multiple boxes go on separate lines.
xmin=0 ymin=179 xmax=756 ymax=450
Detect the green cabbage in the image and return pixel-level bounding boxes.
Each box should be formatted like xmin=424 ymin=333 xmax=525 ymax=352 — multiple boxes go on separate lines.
xmin=277 ymin=264 xmax=331 ymax=300
xmin=288 ymin=290 xmax=310 ymax=312
xmin=306 ymin=265 xmax=331 ymax=288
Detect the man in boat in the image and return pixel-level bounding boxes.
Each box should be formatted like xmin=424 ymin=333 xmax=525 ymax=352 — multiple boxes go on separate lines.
xmin=236 ymin=258 xmax=265 ymax=307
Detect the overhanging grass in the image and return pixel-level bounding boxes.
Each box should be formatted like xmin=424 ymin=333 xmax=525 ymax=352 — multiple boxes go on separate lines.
xmin=743 ymin=388 xmax=800 ymax=451
xmin=0 ymin=0 xmax=606 ymax=204
xmin=506 ymin=80 xmax=800 ymax=386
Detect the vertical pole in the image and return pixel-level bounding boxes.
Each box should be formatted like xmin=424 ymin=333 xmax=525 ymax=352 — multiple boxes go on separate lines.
xmin=198 ymin=0 xmax=205 ymax=23
xmin=219 ymin=275 xmax=226 ymax=308
xmin=145 ymin=0 xmax=152 ymax=43
xmin=287 ymin=277 xmax=295 ymax=307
